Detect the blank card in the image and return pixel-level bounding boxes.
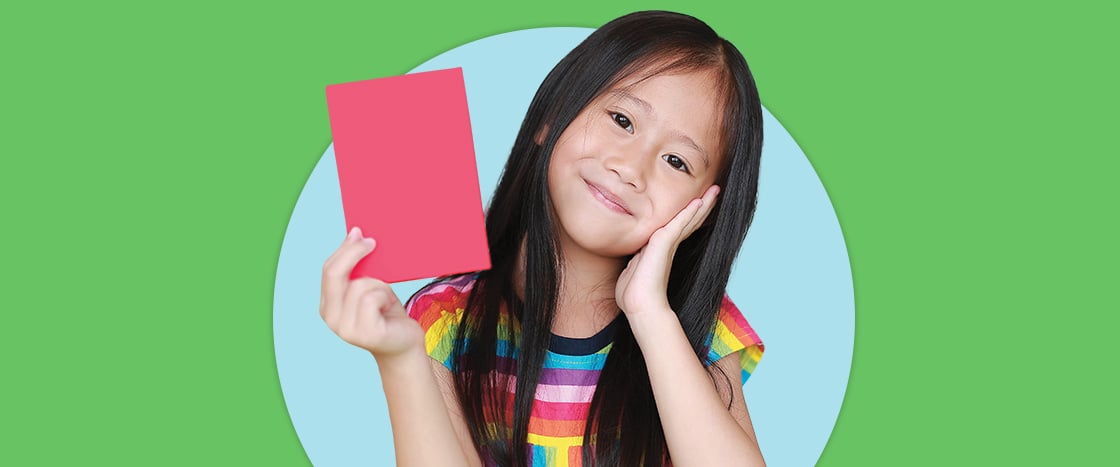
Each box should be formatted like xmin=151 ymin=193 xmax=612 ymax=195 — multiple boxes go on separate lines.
xmin=326 ymin=67 xmax=490 ymax=283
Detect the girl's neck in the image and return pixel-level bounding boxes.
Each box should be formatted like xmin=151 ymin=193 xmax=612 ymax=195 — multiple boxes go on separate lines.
xmin=513 ymin=236 xmax=624 ymax=339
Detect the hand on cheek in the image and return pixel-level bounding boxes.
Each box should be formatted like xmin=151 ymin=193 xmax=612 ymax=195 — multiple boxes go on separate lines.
xmin=615 ymin=185 xmax=721 ymax=318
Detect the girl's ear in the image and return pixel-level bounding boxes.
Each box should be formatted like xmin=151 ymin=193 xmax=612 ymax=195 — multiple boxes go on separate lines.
xmin=534 ymin=124 xmax=550 ymax=145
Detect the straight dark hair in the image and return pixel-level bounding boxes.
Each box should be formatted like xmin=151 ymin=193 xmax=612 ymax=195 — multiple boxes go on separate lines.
xmin=411 ymin=10 xmax=763 ymax=466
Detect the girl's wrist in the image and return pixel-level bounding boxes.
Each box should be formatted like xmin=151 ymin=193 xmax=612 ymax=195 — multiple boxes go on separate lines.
xmin=372 ymin=345 xmax=430 ymax=376
xmin=626 ymin=304 xmax=678 ymax=343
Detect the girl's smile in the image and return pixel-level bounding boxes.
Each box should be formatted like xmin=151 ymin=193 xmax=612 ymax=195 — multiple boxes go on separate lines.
xmin=548 ymin=68 xmax=726 ymax=258
xmin=585 ymin=179 xmax=633 ymax=215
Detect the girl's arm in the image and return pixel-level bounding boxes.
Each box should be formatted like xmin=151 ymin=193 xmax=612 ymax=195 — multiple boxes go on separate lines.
xmin=614 ymin=188 xmax=764 ymax=466
xmin=319 ymin=228 xmax=481 ymax=467
xmin=378 ymin=349 xmax=484 ymax=467
xmin=629 ymin=310 xmax=765 ymax=467
xmin=429 ymin=355 xmax=486 ymax=467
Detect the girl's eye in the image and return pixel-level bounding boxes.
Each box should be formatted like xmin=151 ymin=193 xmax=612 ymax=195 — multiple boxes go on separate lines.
xmin=662 ymin=154 xmax=691 ymax=174
xmin=610 ymin=112 xmax=634 ymax=134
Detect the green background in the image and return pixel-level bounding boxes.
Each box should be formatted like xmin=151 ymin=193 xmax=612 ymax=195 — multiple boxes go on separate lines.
xmin=3 ymin=0 xmax=1114 ymax=465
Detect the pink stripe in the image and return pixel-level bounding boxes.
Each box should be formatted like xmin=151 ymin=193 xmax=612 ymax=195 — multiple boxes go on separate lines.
xmin=533 ymin=400 xmax=590 ymax=421
xmin=534 ymin=383 xmax=597 ymax=403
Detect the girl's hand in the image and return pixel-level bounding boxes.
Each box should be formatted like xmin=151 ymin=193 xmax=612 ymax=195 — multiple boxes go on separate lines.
xmin=616 ymin=185 xmax=720 ymax=319
xmin=320 ymin=227 xmax=424 ymax=360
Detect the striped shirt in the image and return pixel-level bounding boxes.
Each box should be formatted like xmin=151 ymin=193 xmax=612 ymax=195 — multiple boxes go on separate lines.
xmin=406 ymin=273 xmax=764 ymax=467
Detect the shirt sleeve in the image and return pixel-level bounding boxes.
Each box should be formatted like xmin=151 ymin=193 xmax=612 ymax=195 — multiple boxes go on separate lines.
xmin=405 ymin=275 xmax=474 ymax=370
xmin=704 ymin=294 xmax=764 ymax=384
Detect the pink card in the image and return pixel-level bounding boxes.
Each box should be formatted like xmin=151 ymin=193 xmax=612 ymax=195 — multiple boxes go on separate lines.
xmin=326 ymin=68 xmax=491 ymax=283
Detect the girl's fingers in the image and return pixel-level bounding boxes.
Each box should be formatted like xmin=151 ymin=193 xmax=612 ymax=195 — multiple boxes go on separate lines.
xmin=320 ymin=229 xmax=419 ymax=355
xmin=320 ymin=228 xmax=375 ymax=327
xmin=321 ymin=227 xmax=377 ymax=305
xmin=337 ymin=277 xmax=391 ymax=332
xmin=343 ymin=278 xmax=393 ymax=315
xmin=657 ymin=198 xmax=704 ymax=245
xmin=381 ymin=287 xmax=407 ymax=318
xmin=323 ymin=226 xmax=363 ymax=266
xmin=650 ymin=185 xmax=719 ymax=250
xmin=680 ymin=185 xmax=720 ymax=240
xmin=354 ymin=288 xmax=388 ymax=340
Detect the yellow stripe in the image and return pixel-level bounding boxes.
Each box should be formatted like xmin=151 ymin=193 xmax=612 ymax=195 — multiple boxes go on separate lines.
xmin=554 ymin=443 xmax=569 ymax=467
xmin=424 ymin=308 xmax=464 ymax=361
xmin=713 ymin=319 xmax=744 ymax=351
xmin=527 ymin=432 xmax=583 ymax=448
xmin=742 ymin=344 xmax=763 ymax=374
xmin=746 ymin=344 xmax=763 ymax=362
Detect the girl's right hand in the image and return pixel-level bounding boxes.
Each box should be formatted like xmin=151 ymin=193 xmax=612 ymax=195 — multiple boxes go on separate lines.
xmin=320 ymin=227 xmax=424 ymax=360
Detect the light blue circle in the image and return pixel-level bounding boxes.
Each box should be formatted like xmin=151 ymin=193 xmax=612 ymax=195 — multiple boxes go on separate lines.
xmin=274 ymin=28 xmax=854 ymax=467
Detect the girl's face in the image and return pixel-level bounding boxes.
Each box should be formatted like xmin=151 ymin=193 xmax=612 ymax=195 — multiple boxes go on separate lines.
xmin=547 ymin=68 xmax=725 ymax=258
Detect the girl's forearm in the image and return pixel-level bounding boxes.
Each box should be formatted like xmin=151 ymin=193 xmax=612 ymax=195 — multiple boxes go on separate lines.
xmin=628 ymin=309 xmax=765 ymax=467
xmin=377 ymin=348 xmax=473 ymax=467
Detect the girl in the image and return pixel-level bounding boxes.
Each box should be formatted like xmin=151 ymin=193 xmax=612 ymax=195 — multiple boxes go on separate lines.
xmin=320 ymin=10 xmax=765 ymax=467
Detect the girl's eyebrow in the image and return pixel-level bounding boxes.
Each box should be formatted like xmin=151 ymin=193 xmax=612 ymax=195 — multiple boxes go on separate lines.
xmin=607 ymin=89 xmax=712 ymax=170
xmin=609 ymin=89 xmax=654 ymax=115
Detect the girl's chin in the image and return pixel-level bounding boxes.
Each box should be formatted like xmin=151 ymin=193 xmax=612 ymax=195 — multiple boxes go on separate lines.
xmin=555 ymin=215 xmax=649 ymax=257
xmin=566 ymin=236 xmax=644 ymax=259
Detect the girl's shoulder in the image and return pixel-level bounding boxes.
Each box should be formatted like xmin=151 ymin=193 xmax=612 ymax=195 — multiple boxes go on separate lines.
xmin=404 ymin=273 xmax=481 ymax=369
xmin=705 ymin=293 xmax=765 ymax=383
xmin=405 ymin=273 xmax=478 ymax=327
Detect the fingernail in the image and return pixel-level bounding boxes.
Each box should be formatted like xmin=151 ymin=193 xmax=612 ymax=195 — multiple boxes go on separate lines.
xmin=362 ymin=238 xmax=376 ymax=249
xmin=347 ymin=226 xmax=360 ymax=241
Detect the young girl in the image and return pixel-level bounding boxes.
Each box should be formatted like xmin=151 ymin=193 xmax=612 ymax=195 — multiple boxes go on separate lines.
xmin=320 ymin=10 xmax=765 ymax=467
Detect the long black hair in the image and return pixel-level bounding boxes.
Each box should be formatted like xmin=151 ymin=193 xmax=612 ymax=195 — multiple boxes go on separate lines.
xmin=413 ymin=10 xmax=763 ymax=466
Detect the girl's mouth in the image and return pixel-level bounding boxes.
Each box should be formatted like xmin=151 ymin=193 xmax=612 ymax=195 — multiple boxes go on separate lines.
xmin=586 ymin=181 xmax=632 ymax=215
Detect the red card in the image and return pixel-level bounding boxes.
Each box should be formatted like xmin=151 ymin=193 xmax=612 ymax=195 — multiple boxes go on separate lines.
xmin=326 ymin=68 xmax=491 ymax=283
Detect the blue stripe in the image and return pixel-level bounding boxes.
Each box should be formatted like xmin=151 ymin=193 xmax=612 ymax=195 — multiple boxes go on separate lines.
xmin=531 ymin=443 xmax=547 ymax=466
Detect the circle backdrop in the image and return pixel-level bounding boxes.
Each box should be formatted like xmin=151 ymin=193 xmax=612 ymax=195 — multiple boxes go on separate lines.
xmin=274 ymin=28 xmax=854 ymax=467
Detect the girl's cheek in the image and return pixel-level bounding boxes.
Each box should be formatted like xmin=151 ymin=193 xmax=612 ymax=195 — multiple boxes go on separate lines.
xmin=649 ymin=211 xmax=674 ymax=230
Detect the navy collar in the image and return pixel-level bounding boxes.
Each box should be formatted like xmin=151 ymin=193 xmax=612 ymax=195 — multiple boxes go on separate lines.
xmin=548 ymin=314 xmax=624 ymax=356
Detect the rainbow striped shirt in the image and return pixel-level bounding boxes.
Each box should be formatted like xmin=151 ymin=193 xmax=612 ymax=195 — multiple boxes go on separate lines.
xmin=406 ymin=274 xmax=763 ymax=467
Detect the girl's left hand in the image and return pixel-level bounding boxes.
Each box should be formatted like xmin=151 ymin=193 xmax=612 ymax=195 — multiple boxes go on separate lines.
xmin=616 ymin=185 xmax=721 ymax=319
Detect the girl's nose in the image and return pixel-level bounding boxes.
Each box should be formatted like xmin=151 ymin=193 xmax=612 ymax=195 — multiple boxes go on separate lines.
xmin=604 ymin=143 xmax=652 ymax=192
xmin=605 ymin=156 xmax=644 ymax=192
